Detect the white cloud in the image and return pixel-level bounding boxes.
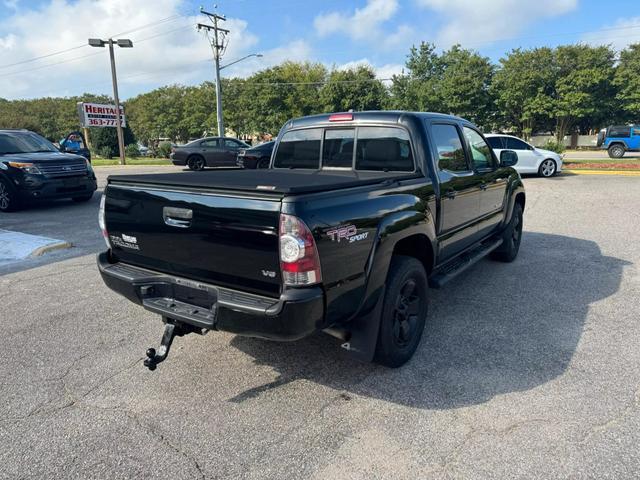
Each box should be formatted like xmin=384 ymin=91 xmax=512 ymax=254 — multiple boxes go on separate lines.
xmin=0 ymin=0 xmax=259 ymax=99
xmin=221 ymin=39 xmax=313 ymax=78
xmin=336 ymin=58 xmax=403 ymax=81
xmin=416 ymin=0 xmax=577 ymax=47
xmin=314 ymin=0 xmax=399 ymax=41
xmin=582 ymin=17 xmax=640 ymax=51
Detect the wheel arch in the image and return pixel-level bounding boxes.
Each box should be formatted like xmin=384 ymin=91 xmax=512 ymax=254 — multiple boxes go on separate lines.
xmin=391 ymin=233 xmax=435 ymax=276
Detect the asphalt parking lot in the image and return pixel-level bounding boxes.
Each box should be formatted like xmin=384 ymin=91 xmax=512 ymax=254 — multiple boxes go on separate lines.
xmin=1 ymin=168 xmax=639 ymax=479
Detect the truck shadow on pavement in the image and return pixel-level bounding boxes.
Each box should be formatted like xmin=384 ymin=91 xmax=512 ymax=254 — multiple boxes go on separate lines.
xmin=229 ymin=232 xmax=630 ymax=409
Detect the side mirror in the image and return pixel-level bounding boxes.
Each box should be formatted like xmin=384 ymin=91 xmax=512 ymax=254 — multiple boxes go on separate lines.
xmin=500 ymin=150 xmax=518 ymax=167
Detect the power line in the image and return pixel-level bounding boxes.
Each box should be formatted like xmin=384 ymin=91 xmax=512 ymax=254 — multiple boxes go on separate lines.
xmin=0 ymin=13 xmax=191 ymax=70
xmin=0 ymin=23 xmax=197 ymax=79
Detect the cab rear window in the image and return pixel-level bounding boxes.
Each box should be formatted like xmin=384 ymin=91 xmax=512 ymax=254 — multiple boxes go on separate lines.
xmin=273 ymin=126 xmax=414 ymax=172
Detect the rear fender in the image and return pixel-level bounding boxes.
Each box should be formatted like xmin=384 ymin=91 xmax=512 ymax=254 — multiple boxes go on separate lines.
xmin=341 ymin=209 xmax=436 ymax=362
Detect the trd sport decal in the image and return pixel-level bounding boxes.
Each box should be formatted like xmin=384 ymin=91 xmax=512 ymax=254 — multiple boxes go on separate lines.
xmin=326 ymin=225 xmax=369 ymax=244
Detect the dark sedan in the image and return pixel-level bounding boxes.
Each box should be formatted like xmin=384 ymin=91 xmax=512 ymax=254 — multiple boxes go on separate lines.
xmin=170 ymin=137 xmax=250 ymax=171
xmin=236 ymin=141 xmax=274 ymax=169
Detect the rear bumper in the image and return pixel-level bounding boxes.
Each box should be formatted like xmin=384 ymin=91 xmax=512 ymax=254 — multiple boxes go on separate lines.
xmin=97 ymin=251 xmax=324 ymax=341
xmin=169 ymin=153 xmax=185 ymax=166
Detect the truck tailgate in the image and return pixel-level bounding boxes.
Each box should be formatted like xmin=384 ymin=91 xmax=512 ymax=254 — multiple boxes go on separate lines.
xmin=105 ymin=183 xmax=283 ymax=297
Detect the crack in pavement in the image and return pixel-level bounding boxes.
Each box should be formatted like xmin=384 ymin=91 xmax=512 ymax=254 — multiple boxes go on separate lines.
xmin=123 ymin=410 xmax=207 ymax=480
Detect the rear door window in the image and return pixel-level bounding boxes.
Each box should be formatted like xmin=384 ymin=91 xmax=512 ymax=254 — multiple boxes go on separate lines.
xmin=273 ymin=128 xmax=321 ymax=169
xmin=355 ymin=127 xmax=413 ymax=172
xmin=608 ymin=126 xmax=631 ymax=138
xmin=486 ymin=136 xmax=504 ymax=149
xmin=322 ymin=129 xmax=354 ymax=169
xmin=505 ymin=137 xmax=530 ymax=150
xmin=431 ymin=124 xmax=469 ymax=172
xmin=201 ymin=139 xmax=219 ymax=148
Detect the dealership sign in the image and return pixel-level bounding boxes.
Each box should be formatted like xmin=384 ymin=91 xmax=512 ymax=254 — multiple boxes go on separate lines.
xmin=77 ymin=102 xmax=126 ymax=128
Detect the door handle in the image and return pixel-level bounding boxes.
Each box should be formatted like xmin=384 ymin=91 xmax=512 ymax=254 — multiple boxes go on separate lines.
xmin=163 ymin=207 xmax=193 ymax=228
xmin=445 ymin=189 xmax=456 ymax=199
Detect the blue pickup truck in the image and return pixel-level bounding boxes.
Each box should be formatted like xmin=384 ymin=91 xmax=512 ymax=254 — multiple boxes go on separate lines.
xmin=597 ymin=125 xmax=640 ymax=158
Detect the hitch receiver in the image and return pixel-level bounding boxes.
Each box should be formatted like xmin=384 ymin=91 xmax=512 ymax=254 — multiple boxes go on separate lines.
xmin=144 ymin=319 xmax=203 ymax=371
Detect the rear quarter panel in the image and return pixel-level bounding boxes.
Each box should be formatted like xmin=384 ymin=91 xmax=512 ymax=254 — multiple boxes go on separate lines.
xmin=285 ymin=178 xmax=436 ymax=326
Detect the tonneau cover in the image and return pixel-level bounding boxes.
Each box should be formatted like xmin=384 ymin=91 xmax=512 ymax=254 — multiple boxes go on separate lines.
xmin=108 ymin=169 xmax=419 ymax=194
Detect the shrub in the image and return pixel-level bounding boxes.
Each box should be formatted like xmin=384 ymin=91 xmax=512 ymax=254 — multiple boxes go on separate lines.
xmin=541 ymin=139 xmax=565 ymax=154
xmin=157 ymin=141 xmax=173 ymax=158
xmin=125 ymin=144 xmax=140 ymax=158
xmin=98 ymin=146 xmax=114 ymax=159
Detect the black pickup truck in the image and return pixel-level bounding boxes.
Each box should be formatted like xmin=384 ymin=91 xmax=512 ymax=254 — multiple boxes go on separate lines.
xmin=98 ymin=111 xmax=524 ymax=369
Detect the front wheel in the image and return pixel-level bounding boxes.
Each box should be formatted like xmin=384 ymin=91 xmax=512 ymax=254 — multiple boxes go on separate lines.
xmin=608 ymin=144 xmax=625 ymax=159
xmin=0 ymin=177 xmax=20 ymax=212
xmin=374 ymin=256 xmax=428 ymax=368
xmin=491 ymin=202 xmax=523 ymax=263
xmin=538 ymin=159 xmax=557 ymax=177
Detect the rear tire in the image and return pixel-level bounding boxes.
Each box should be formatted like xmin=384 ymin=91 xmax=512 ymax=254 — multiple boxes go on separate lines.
xmin=374 ymin=256 xmax=428 ymax=368
xmin=608 ymin=144 xmax=625 ymax=159
xmin=491 ymin=202 xmax=523 ymax=263
xmin=187 ymin=155 xmax=205 ymax=171
xmin=72 ymin=193 xmax=93 ymax=202
xmin=0 ymin=177 xmax=20 ymax=212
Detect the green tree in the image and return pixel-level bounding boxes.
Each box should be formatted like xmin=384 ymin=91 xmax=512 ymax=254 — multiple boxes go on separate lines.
xmin=243 ymin=61 xmax=327 ymax=134
xmin=553 ymin=44 xmax=616 ymax=140
xmin=491 ymin=48 xmax=556 ymax=138
xmin=320 ymin=65 xmax=387 ymax=112
xmin=436 ymin=45 xmax=494 ymax=128
xmin=90 ymin=124 xmax=136 ymax=152
xmin=614 ymin=43 xmax=640 ymax=123
xmin=389 ymin=43 xmax=494 ymax=127
xmin=389 ymin=42 xmax=441 ymax=111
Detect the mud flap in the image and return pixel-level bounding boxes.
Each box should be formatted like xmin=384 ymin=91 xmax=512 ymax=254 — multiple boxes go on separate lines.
xmin=339 ymin=286 xmax=385 ymax=363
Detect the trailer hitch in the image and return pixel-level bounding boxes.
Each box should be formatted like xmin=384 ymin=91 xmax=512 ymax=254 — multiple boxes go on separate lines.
xmin=144 ymin=319 xmax=203 ymax=371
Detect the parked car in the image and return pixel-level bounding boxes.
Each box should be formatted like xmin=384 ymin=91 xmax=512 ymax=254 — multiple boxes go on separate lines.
xmin=170 ymin=137 xmax=250 ymax=170
xmin=596 ymin=125 xmax=640 ymax=158
xmin=236 ymin=140 xmax=275 ymax=169
xmin=98 ymin=111 xmax=524 ymax=370
xmin=0 ymin=129 xmax=97 ymax=212
xmin=59 ymin=130 xmax=91 ymax=162
xmin=486 ymin=134 xmax=563 ymax=177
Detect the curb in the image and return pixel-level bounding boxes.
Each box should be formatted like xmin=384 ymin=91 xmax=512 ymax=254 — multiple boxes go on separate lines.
xmin=30 ymin=241 xmax=73 ymax=257
xmin=563 ymin=169 xmax=640 ymax=177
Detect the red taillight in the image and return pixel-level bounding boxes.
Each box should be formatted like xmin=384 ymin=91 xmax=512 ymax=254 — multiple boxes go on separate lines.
xmin=279 ymin=213 xmax=321 ymax=286
xmin=329 ymin=113 xmax=353 ymax=122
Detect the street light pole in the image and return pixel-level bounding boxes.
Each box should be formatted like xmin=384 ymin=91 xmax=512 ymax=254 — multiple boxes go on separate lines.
xmin=107 ymin=39 xmax=126 ymax=166
xmin=89 ymin=37 xmax=132 ymax=166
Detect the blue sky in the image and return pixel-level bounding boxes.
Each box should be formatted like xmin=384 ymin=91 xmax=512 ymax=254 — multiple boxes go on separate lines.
xmin=0 ymin=0 xmax=638 ymax=100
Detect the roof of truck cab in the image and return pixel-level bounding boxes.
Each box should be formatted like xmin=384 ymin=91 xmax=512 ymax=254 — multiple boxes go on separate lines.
xmin=283 ymin=111 xmax=467 ymax=130
xmin=107 ymin=168 xmax=420 ymax=195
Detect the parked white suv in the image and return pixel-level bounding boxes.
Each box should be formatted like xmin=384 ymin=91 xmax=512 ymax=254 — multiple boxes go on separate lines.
xmin=486 ymin=134 xmax=563 ymax=177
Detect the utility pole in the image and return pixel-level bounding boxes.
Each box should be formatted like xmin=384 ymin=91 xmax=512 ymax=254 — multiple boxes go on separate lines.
xmin=198 ymin=7 xmax=229 ymax=137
